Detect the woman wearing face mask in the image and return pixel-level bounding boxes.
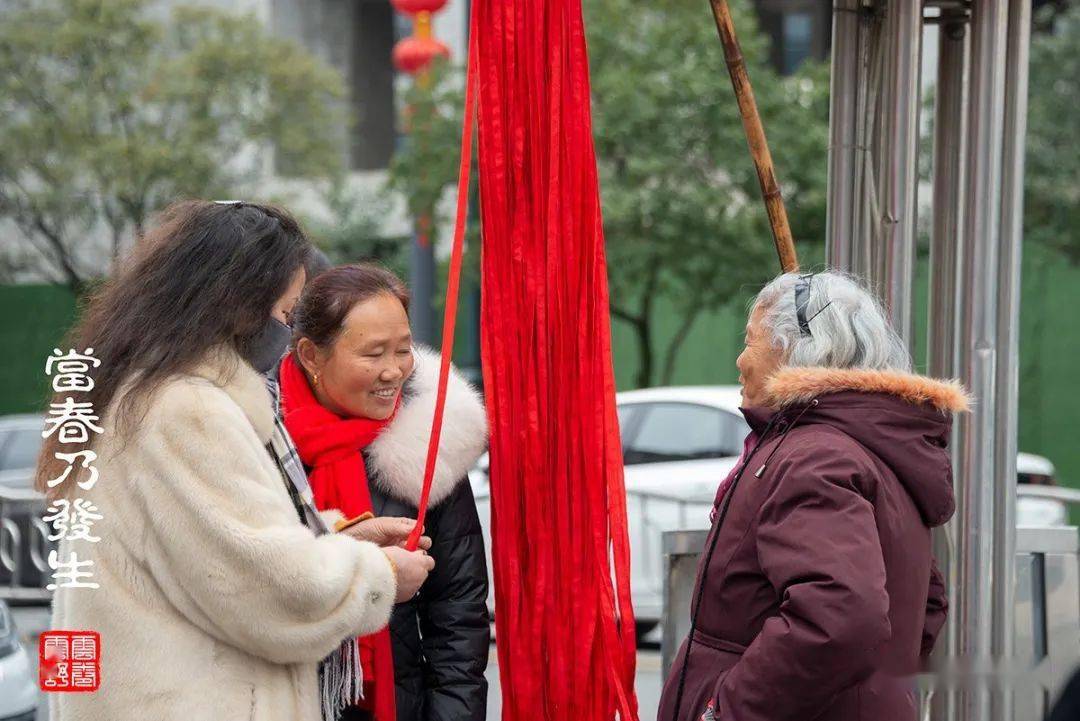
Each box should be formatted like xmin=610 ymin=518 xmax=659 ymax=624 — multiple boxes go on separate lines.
xmin=37 ymin=201 xmax=432 ymax=721
xmin=280 ymin=263 xmax=490 ymax=721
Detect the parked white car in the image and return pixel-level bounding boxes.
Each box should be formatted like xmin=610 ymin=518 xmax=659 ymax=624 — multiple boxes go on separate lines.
xmin=1016 ymin=452 xmax=1068 ymax=526
xmin=0 ymin=415 xmax=41 ymax=490
xmin=0 ymin=599 xmax=38 ymax=721
xmin=0 ymin=415 xmax=54 ymax=599
xmin=468 ymin=386 xmax=1068 ymax=635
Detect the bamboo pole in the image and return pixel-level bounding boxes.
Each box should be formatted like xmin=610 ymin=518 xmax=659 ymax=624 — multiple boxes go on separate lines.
xmin=708 ymin=0 xmax=799 ymax=273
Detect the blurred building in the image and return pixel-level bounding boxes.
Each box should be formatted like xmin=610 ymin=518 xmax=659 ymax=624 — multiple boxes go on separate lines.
xmin=749 ymin=1 xmax=1061 ymax=77
xmin=752 ymin=0 xmax=832 ymax=74
xmin=266 ymin=0 xmax=825 ymax=177
xmin=267 ymin=0 xmax=468 ymax=175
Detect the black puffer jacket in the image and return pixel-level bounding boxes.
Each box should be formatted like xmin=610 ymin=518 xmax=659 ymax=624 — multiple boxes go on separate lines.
xmin=368 ymin=479 xmax=489 ymax=721
xmin=330 ymin=348 xmax=490 ymax=721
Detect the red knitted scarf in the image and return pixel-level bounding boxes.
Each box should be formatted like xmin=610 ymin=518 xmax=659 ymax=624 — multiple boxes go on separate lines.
xmin=279 ymin=353 xmax=398 ymax=721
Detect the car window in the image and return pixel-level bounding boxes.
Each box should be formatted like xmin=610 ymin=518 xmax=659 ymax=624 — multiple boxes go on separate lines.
xmin=0 ymin=427 xmax=43 ymax=473
xmin=623 ymin=403 xmax=747 ymax=465
xmin=617 ymin=404 xmax=643 ymax=453
xmin=717 ymin=410 xmax=749 ymax=456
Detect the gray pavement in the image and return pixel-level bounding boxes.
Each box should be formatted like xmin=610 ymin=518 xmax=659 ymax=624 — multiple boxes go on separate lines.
xmin=483 ymin=646 xmax=663 ymax=720
xmin=12 ymin=604 xmax=663 ymax=721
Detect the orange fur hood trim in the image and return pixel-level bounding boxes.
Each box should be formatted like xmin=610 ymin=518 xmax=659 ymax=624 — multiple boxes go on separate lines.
xmin=764 ymin=366 xmax=971 ymax=413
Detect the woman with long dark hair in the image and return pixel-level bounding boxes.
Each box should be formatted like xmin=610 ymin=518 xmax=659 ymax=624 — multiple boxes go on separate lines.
xmin=37 ymin=201 xmax=431 ymax=721
xmin=280 ymin=263 xmax=490 ymax=721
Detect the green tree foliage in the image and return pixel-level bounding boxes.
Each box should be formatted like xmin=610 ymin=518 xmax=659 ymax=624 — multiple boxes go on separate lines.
xmin=0 ymin=0 xmax=347 ymax=291
xmin=387 ymin=0 xmax=830 ymax=387
xmin=305 ymin=182 xmax=409 ymax=276
xmin=385 ymin=60 xmax=481 ymax=289
xmin=586 ymin=0 xmax=829 ymax=387
xmin=1025 ymin=4 xmax=1080 ymax=264
xmin=386 ymin=60 xmax=467 ymax=247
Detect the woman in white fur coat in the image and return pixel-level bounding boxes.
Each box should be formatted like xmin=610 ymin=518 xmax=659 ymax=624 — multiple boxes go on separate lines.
xmin=36 ymin=201 xmax=432 ymax=721
xmin=281 ymin=263 xmax=490 ymax=721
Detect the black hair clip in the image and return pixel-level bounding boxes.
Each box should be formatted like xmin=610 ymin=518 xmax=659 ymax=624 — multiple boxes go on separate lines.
xmin=794 ymin=273 xmax=832 ymax=337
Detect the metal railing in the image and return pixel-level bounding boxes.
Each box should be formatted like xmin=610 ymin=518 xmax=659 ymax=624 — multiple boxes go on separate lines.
xmin=661 ymin=524 xmax=1080 ymax=721
xmin=6 ymin=483 xmax=1078 ymax=610
xmin=0 ymin=486 xmax=53 ymax=602
xmin=1017 ymin=485 xmax=1080 ymax=505
xmin=624 ymin=488 xmax=710 ymax=618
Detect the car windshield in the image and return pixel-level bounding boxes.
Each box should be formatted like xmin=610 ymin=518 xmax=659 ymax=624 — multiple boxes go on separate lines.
xmin=0 ymin=427 xmax=43 ymax=475
xmin=622 ymin=402 xmax=749 ymax=464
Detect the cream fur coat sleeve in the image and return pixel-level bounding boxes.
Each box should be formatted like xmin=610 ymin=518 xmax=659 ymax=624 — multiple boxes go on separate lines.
xmin=131 ymin=376 xmax=397 ymax=664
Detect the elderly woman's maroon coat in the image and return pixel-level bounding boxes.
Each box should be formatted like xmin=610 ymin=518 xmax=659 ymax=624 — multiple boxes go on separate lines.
xmin=658 ymin=367 xmax=968 ymax=721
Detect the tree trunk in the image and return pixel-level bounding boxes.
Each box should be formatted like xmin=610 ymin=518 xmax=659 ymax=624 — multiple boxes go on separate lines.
xmin=610 ymin=303 xmax=651 ymax=389
xmin=26 ymin=216 xmax=87 ymax=294
xmin=660 ymin=303 xmax=704 ymax=386
xmin=632 ymin=315 xmax=652 ymax=389
xmin=610 ymin=264 xmax=660 ymax=388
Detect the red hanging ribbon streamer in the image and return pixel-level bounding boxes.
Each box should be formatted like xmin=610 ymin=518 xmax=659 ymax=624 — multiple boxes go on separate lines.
xmin=404 ymin=13 xmax=479 ymax=552
xmin=408 ymin=0 xmax=638 ymax=718
xmin=474 ymin=0 xmax=638 ymax=718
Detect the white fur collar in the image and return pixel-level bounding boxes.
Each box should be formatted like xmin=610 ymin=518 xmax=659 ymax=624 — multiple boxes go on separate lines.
xmin=189 ymin=345 xmax=275 ymax=443
xmin=366 ymin=346 xmax=488 ymax=508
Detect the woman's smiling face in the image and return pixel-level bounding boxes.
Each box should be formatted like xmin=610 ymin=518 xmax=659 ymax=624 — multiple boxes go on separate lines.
xmin=299 ymin=292 xmax=415 ymax=420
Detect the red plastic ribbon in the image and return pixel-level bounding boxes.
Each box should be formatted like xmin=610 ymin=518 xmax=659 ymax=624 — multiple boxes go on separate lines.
xmin=404 ymin=16 xmax=479 ymax=552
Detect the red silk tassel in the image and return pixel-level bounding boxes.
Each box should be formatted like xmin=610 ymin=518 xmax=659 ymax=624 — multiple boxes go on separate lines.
xmin=408 ymin=0 xmax=638 ymax=717
xmin=474 ymin=0 xmax=639 ymax=718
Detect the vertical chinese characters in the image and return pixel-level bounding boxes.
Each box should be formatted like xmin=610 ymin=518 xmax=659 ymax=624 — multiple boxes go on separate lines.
xmin=42 ymin=349 xmax=103 ymax=590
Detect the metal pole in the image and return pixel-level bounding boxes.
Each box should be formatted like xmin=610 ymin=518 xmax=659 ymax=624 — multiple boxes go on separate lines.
xmin=874 ymin=0 xmax=921 ymax=345
xmin=991 ymin=0 xmax=1030 ymax=717
xmin=926 ymin=10 xmax=969 ymax=721
xmin=410 ymin=233 xmax=436 ymax=345
xmin=409 ymin=60 xmax=439 ymax=347
xmin=927 ymin=15 xmax=968 ymax=383
xmin=826 ymin=0 xmax=863 ymax=269
xmin=954 ymin=0 xmax=1010 ymax=718
xmin=849 ymin=6 xmax=880 ymax=284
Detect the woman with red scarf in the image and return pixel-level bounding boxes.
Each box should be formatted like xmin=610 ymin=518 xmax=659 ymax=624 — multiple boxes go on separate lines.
xmin=279 ymin=263 xmax=490 ymax=721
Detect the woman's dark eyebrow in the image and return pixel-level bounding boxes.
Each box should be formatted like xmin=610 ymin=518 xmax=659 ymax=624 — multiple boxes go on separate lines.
xmin=356 ymin=334 xmax=402 ymax=350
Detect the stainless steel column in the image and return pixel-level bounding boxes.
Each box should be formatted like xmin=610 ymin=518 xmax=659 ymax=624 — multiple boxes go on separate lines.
xmin=953 ymin=0 xmax=1011 ymax=718
xmin=926 ymin=11 xmax=968 ymax=720
xmin=926 ymin=14 xmax=967 ymax=384
xmin=826 ymin=0 xmax=864 ymax=269
xmin=873 ymin=0 xmax=922 ymax=345
xmin=828 ymin=0 xmax=920 ymax=347
xmin=994 ymin=0 xmax=1030 ymax=716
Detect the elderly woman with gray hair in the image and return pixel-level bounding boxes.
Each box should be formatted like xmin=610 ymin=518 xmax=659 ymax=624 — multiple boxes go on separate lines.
xmin=658 ymin=271 xmax=967 ymax=721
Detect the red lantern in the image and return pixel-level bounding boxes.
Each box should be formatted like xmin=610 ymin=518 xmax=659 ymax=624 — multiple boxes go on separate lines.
xmin=390 ymin=0 xmax=447 ymax=16
xmin=392 ymin=36 xmax=450 ymax=75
